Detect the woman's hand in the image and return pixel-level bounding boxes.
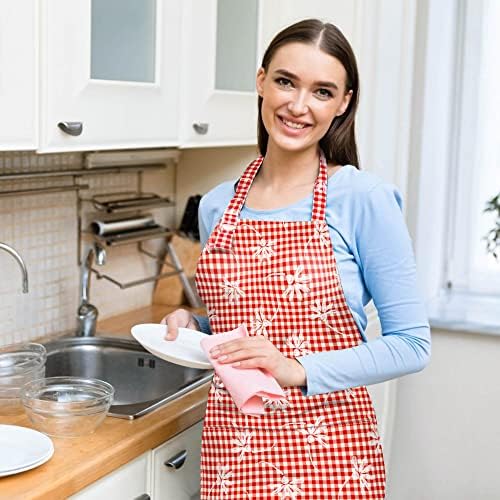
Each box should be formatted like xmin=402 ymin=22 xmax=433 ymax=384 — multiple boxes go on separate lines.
xmin=160 ymin=308 xmax=200 ymax=340
xmin=209 ymin=336 xmax=307 ymax=388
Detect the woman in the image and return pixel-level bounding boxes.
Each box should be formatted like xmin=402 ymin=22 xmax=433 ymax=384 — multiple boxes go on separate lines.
xmin=162 ymin=19 xmax=430 ymax=499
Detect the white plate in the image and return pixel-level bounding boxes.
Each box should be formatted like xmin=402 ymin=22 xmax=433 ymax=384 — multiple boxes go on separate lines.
xmin=0 ymin=449 xmax=54 ymax=477
xmin=0 ymin=424 xmax=54 ymax=476
xmin=131 ymin=323 xmax=212 ymax=370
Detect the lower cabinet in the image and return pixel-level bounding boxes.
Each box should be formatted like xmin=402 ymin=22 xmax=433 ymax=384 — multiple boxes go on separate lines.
xmin=70 ymin=420 xmax=203 ymax=500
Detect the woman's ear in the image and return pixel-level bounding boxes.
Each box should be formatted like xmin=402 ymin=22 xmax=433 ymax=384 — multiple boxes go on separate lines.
xmin=256 ymin=67 xmax=266 ymax=97
xmin=336 ymin=90 xmax=353 ymax=117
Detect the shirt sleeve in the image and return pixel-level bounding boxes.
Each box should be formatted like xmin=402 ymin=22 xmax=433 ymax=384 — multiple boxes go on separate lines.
xmin=296 ymin=182 xmax=431 ymax=395
xmin=193 ymin=194 xmax=215 ymax=335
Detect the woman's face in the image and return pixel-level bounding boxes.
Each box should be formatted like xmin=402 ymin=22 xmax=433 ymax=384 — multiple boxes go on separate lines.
xmin=256 ymin=42 xmax=352 ymax=156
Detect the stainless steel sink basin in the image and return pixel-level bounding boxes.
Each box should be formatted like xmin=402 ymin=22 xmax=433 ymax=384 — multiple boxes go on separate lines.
xmin=43 ymin=336 xmax=212 ymax=419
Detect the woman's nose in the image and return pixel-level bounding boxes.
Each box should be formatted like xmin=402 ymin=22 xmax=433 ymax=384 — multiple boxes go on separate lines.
xmin=287 ymin=91 xmax=309 ymax=115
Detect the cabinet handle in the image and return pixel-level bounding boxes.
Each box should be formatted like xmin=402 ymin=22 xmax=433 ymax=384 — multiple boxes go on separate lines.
xmin=192 ymin=122 xmax=209 ymax=135
xmin=57 ymin=121 xmax=83 ymax=136
xmin=164 ymin=449 xmax=187 ymax=470
xmin=133 ymin=495 xmax=150 ymax=500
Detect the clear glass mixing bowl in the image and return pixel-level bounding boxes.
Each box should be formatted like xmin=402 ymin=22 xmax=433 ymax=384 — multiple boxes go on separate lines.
xmin=20 ymin=376 xmax=114 ymax=437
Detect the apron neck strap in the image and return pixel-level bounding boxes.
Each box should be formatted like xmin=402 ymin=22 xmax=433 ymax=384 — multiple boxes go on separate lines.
xmin=311 ymin=151 xmax=329 ymax=223
xmin=212 ymin=152 xmax=328 ymax=250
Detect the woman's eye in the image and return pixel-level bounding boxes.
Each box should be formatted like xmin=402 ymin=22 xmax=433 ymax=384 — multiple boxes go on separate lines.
xmin=316 ymin=88 xmax=333 ymax=99
xmin=276 ymin=77 xmax=293 ymax=88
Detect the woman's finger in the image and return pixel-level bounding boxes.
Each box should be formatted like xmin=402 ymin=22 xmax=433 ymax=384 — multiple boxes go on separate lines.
xmin=231 ymin=357 xmax=269 ymax=369
xmin=214 ymin=346 xmax=268 ymax=363
xmin=210 ymin=337 xmax=267 ymax=356
xmin=165 ymin=314 xmax=179 ymax=340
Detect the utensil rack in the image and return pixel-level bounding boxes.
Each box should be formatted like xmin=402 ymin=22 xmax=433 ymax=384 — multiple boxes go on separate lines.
xmin=76 ymin=152 xmax=202 ymax=307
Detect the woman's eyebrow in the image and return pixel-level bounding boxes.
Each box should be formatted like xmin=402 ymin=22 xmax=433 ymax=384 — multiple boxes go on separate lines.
xmin=273 ymin=68 xmax=339 ymax=90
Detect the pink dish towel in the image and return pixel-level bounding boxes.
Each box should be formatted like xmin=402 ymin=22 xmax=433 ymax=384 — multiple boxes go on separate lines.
xmin=200 ymin=324 xmax=287 ymax=415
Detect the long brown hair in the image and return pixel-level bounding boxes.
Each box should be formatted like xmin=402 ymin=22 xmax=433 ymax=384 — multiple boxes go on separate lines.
xmin=257 ymin=19 xmax=360 ymax=168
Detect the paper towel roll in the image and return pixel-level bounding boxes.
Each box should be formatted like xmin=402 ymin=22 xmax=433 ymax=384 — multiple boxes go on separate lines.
xmin=90 ymin=214 xmax=156 ymax=236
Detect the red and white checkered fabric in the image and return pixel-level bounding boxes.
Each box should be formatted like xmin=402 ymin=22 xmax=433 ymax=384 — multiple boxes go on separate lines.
xmin=196 ymin=155 xmax=386 ymax=499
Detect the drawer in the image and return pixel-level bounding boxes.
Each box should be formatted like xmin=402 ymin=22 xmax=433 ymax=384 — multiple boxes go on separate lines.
xmin=152 ymin=420 xmax=203 ymax=499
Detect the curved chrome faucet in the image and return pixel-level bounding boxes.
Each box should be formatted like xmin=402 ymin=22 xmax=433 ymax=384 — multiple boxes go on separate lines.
xmin=0 ymin=242 xmax=29 ymax=293
xmin=77 ymin=244 xmax=106 ymax=337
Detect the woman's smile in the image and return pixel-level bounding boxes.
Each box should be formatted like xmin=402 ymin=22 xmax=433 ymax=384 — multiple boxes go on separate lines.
xmin=277 ymin=114 xmax=312 ymax=134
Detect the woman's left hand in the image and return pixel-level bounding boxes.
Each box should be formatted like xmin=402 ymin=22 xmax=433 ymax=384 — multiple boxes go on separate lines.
xmin=209 ymin=336 xmax=306 ymax=388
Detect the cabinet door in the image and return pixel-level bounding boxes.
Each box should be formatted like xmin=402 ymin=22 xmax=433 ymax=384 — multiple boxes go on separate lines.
xmin=152 ymin=420 xmax=203 ymax=500
xmin=179 ymin=0 xmax=261 ymax=148
xmin=39 ymin=0 xmax=181 ymax=152
xmin=69 ymin=451 xmax=151 ymax=500
xmin=0 ymin=0 xmax=37 ymax=150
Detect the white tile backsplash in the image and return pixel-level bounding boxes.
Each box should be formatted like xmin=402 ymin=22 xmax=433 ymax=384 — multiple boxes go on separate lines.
xmin=0 ymin=151 xmax=175 ymax=346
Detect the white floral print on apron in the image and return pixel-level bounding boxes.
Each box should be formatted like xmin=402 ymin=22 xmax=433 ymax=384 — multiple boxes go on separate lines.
xmin=196 ymin=153 xmax=386 ymax=499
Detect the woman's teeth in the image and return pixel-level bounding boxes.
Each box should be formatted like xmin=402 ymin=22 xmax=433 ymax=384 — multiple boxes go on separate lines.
xmin=281 ymin=118 xmax=307 ymax=129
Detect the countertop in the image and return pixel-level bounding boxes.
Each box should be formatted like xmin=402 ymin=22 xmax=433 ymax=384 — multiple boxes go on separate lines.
xmin=0 ymin=305 xmax=210 ymax=500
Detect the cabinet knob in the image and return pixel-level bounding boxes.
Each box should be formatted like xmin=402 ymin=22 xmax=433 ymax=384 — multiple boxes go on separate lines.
xmin=57 ymin=121 xmax=83 ymax=136
xmin=133 ymin=495 xmax=150 ymax=500
xmin=164 ymin=449 xmax=187 ymax=470
xmin=192 ymin=122 xmax=209 ymax=135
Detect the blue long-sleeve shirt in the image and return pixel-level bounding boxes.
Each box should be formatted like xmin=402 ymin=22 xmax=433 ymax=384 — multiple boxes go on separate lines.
xmin=195 ymin=164 xmax=431 ymax=396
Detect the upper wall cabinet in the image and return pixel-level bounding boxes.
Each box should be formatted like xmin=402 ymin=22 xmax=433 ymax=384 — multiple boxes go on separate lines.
xmin=178 ymin=0 xmax=262 ymax=148
xmin=0 ymin=0 xmax=37 ymax=150
xmin=39 ymin=0 xmax=181 ymax=153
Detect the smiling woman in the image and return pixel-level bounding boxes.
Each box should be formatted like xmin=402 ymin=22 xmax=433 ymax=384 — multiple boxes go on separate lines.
xmin=160 ymin=18 xmax=430 ymax=499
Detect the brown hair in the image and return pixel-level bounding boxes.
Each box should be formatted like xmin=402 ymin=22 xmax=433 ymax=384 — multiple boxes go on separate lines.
xmin=257 ymin=19 xmax=360 ymax=168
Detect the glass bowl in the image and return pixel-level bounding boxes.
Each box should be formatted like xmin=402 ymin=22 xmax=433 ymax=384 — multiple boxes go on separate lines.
xmin=20 ymin=376 xmax=114 ymax=438
xmin=0 ymin=343 xmax=46 ymax=415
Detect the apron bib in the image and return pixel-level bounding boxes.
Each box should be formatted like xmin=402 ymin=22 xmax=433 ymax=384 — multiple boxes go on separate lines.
xmin=195 ymin=155 xmax=386 ymax=499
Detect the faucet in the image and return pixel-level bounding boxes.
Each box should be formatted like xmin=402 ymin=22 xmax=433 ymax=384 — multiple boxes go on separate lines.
xmin=0 ymin=242 xmax=29 ymax=293
xmin=76 ymin=244 xmax=106 ymax=336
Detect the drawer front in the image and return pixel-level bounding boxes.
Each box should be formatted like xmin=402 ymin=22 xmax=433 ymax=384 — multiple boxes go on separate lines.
xmin=152 ymin=420 xmax=203 ymax=499
xmin=69 ymin=451 xmax=151 ymax=500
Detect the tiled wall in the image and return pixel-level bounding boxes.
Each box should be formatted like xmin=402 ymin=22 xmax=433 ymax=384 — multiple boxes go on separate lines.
xmin=0 ymin=152 xmax=174 ymax=346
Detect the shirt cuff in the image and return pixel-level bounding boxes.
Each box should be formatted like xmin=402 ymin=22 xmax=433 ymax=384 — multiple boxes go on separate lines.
xmin=295 ymin=356 xmax=315 ymax=396
xmin=193 ymin=314 xmax=211 ymax=334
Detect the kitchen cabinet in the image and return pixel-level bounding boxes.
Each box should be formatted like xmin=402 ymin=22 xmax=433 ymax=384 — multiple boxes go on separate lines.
xmin=38 ymin=0 xmax=181 ymax=153
xmin=1 ymin=0 xmax=408 ymax=157
xmin=178 ymin=0 xmax=262 ymax=148
xmin=69 ymin=451 xmax=151 ymax=500
xmin=151 ymin=420 xmax=203 ymax=500
xmin=69 ymin=420 xmax=203 ymax=500
xmin=0 ymin=0 xmax=37 ymax=150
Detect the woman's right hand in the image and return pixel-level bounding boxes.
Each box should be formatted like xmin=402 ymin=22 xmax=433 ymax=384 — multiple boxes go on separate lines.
xmin=160 ymin=308 xmax=200 ymax=340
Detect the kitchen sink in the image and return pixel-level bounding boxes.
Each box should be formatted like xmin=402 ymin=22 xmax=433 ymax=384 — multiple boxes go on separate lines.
xmin=43 ymin=336 xmax=213 ymax=419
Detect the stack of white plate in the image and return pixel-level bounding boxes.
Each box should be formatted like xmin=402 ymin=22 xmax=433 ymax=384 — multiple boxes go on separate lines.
xmin=0 ymin=424 xmax=54 ymax=477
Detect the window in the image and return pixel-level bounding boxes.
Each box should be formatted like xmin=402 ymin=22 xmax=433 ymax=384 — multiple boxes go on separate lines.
xmin=412 ymin=0 xmax=500 ymax=331
xmin=446 ymin=0 xmax=500 ymax=296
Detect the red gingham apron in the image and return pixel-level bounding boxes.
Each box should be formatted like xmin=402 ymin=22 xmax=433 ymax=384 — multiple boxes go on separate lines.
xmin=195 ymin=154 xmax=386 ymax=499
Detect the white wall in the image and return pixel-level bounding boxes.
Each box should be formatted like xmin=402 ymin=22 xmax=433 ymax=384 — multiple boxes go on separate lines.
xmin=387 ymin=328 xmax=500 ymax=500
